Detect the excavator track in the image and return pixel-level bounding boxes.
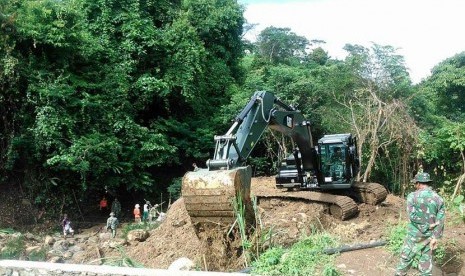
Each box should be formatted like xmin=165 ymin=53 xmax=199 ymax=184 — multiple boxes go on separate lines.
xmin=351 ymin=182 xmax=388 ymax=205
xmin=182 ymin=171 xmax=387 ymax=227
xmin=252 ymin=189 xmax=359 ymax=220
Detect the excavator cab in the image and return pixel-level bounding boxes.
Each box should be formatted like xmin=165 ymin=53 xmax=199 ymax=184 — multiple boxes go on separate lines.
xmin=320 ymin=145 xmax=346 ymax=182
xmin=316 ymin=133 xmax=359 ymax=189
xmin=275 ymin=133 xmax=358 ymax=190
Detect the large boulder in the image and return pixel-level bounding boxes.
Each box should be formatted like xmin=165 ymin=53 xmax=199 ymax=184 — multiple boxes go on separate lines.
xmin=105 ymin=238 xmax=126 ymax=248
xmin=52 ymin=239 xmax=70 ymax=251
xmin=44 ymin=235 xmax=55 ymax=246
xmin=126 ymin=229 xmax=149 ymax=242
xmin=98 ymin=232 xmax=112 ymax=241
xmin=25 ymin=246 xmax=42 ymax=255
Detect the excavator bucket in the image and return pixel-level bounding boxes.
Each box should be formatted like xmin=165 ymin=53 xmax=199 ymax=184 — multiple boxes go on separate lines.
xmin=182 ymin=166 xmax=255 ymax=226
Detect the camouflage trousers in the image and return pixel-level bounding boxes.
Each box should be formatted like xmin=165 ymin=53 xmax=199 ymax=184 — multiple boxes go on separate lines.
xmin=395 ymin=236 xmax=432 ymax=276
xmin=110 ymin=228 xmax=116 ymax=238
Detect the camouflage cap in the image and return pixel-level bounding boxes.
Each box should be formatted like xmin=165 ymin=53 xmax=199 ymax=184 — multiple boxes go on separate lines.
xmin=110 ymin=212 xmax=115 ymax=216
xmin=412 ymin=172 xmax=432 ymax=183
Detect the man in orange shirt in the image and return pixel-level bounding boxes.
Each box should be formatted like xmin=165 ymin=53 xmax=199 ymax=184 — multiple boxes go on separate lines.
xmin=133 ymin=203 xmax=141 ymax=223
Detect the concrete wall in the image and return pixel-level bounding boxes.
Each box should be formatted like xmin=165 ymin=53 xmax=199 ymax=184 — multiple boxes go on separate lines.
xmin=0 ymin=260 xmax=248 ymax=276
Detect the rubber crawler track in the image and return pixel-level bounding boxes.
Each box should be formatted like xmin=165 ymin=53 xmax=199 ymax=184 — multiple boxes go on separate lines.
xmin=253 ymin=190 xmax=359 ymax=220
xmin=351 ymin=182 xmax=388 ymax=205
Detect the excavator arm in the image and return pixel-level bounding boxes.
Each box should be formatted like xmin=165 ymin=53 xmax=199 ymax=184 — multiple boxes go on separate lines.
xmin=182 ymin=91 xmax=315 ymax=225
xmin=207 ymin=91 xmax=314 ymax=171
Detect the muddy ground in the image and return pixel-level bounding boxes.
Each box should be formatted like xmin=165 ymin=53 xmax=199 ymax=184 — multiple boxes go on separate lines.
xmin=1 ymin=178 xmax=464 ymax=275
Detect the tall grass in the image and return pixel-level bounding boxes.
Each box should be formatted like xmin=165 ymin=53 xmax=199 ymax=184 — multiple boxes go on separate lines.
xmin=0 ymin=235 xmax=25 ymax=260
xmin=231 ymin=193 xmax=253 ymax=266
xmin=251 ymin=233 xmax=341 ymax=276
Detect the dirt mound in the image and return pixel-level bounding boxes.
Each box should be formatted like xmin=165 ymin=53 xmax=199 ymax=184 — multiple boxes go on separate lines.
xmin=111 ymin=176 xmax=334 ymax=270
xmin=117 ymin=198 xmax=203 ymax=268
xmin=118 ymin=198 xmax=245 ymax=271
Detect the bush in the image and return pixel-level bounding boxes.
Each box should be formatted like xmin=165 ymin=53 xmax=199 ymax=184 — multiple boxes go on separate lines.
xmin=251 ymin=233 xmax=341 ymax=276
xmin=386 ymin=221 xmax=407 ymax=255
xmin=386 ymin=221 xmax=450 ymax=267
xmin=27 ymin=247 xmax=47 ymax=261
xmin=0 ymin=235 xmax=25 ymax=260
xmin=167 ymin=177 xmax=182 ymax=200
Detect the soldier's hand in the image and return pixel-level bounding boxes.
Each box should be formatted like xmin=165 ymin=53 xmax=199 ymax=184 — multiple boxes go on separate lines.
xmin=430 ymin=238 xmax=438 ymax=250
xmin=429 ymin=222 xmax=439 ymax=229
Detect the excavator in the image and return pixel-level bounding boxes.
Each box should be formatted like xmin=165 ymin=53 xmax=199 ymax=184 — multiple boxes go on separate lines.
xmin=182 ymin=91 xmax=387 ymax=226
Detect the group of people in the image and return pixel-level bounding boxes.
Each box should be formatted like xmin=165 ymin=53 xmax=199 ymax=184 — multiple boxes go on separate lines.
xmin=64 ymin=196 xmax=164 ymax=239
xmin=133 ymin=200 xmax=163 ymax=223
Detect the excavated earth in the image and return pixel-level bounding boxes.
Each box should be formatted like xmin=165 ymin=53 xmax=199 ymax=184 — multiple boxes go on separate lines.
xmin=1 ymin=178 xmax=465 ymax=275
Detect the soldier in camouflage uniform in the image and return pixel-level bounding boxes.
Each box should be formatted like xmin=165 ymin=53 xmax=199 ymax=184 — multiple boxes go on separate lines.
xmin=111 ymin=198 xmax=121 ymax=218
xmin=395 ymin=172 xmax=445 ymax=276
xmin=106 ymin=212 xmax=119 ymax=238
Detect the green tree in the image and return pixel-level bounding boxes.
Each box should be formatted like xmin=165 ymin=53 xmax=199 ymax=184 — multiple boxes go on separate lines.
xmin=415 ymin=52 xmax=465 ymax=195
xmin=0 ymin=0 xmax=246 ymax=215
xmin=424 ymin=52 xmax=465 ymax=121
xmin=318 ymin=43 xmax=416 ymax=193
xmin=256 ymin=27 xmax=309 ymax=65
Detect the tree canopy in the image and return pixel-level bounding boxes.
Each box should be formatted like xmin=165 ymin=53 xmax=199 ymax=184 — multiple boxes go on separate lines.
xmin=1 ymin=0 xmax=464 ymax=215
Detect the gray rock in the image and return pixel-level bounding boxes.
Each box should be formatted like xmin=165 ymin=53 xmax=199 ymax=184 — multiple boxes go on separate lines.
xmin=52 ymin=239 xmax=70 ymax=251
xmin=98 ymin=232 xmax=112 ymax=241
xmin=63 ymin=251 xmax=73 ymax=259
xmin=25 ymin=245 xmax=42 ymax=255
xmin=68 ymin=245 xmax=84 ymax=253
xmin=49 ymin=256 xmax=63 ymax=263
xmin=107 ymin=238 xmax=126 ymax=248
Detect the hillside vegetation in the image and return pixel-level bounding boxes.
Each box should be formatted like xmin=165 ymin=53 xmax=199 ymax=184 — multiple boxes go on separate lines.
xmin=1 ymin=0 xmax=464 ymax=234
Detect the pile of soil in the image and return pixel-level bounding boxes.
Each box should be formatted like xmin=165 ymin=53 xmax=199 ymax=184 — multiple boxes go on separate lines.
xmin=1 ymin=177 xmax=464 ymax=275
xmin=103 ymin=177 xmax=399 ymax=269
xmin=114 ymin=177 xmax=465 ymax=275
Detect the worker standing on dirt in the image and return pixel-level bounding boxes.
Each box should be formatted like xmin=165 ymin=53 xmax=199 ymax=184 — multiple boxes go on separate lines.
xmin=99 ymin=196 xmax=108 ymax=211
xmin=62 ymin=214 xmax=74 ymax=239
xmin=133 ymin=204 xmax=141 ymax=223
xmin=395 ymin=172 xmax=445 ymax=276
xmin=111 ymin=198 xmax=121 ymax=218
xmin=106 ymin=212 xmax=119 ymax=238
xmin=143 ymin=200 xmax=152 ymax=222
xmin=148 ymin=204 xmax=159 ymax=222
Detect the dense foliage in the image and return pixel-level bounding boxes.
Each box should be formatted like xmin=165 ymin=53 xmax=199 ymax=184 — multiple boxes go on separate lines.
xmin=1 ymin=0 xmax=464 ymax=218
xmin=0 ymin=0 xmax=244 ymax=211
